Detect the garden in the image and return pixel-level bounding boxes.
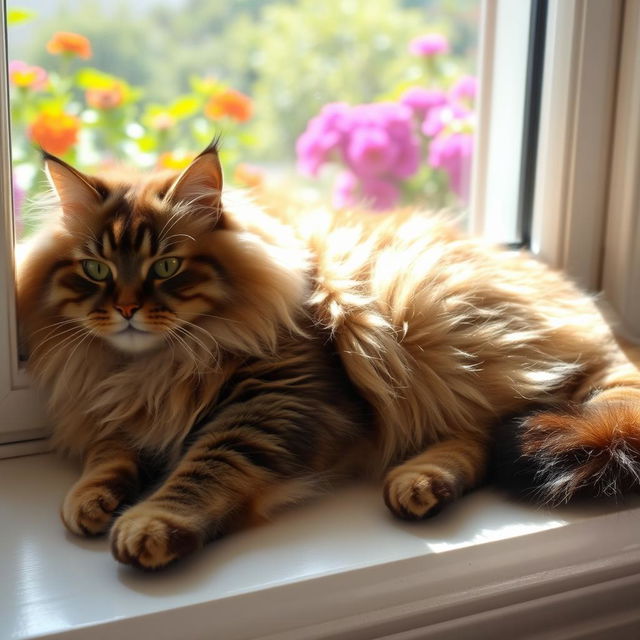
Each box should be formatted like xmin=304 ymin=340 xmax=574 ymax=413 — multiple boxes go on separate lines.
xmin=8 ymin=0 xmax=479 ymax=238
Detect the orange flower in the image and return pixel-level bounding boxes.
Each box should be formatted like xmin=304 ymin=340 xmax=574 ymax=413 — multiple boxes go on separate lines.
xmin=233 ymin=163 xmax=264 ymax=188
xmin=86 ymin=83 xmax=125 ymax=110
xmin=157 ymin=151 xmax=196 ymax=171
xmin=46 ymin=32 xmax=92 ymax=59
xmin=205 ymin=89 xmax=252 ymax=122
xmin=29 ymin=111 xmax=80 ymax=155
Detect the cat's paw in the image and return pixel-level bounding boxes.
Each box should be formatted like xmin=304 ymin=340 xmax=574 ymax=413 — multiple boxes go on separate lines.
xmin=110 ymin=505 xmax=203 ymax=570
xmin=61 ymin=479 xmax=126 ymax=536
xmin=383 ymin=469 xmax=455 ymax=520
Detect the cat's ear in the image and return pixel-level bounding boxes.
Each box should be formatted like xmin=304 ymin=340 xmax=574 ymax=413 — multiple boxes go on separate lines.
xmin=44 ymin=152 xmax=103 ymax=218
xmin=165 ymin=139 xmax=223 ymax=219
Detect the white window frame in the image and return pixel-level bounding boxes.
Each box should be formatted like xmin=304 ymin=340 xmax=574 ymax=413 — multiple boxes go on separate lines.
xmin=530 ymin=0 xmax=622 ymax=292
xmin=602 ymin=0 xmax=640 ymax=343
xmin=0 ymin=1 xmax=49 ymax=455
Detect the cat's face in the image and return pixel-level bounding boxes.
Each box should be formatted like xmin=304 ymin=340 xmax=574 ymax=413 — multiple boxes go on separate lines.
xmin=41 ymin=145 xmax=226 ymax=354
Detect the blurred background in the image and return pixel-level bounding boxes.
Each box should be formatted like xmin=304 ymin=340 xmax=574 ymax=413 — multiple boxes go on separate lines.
xmin=8 ymin=0 xmax=479 ymax=238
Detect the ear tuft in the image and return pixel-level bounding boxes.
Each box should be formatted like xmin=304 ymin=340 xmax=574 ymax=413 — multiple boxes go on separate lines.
xmin=44 ymin=153 xmax=103 ymax=218
xmin=165 ymin=138 xmax=223 ymax=219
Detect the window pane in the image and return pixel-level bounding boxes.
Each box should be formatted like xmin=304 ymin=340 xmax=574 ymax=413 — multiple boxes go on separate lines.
xmin=8 ymin=0 xmax=479 ymax=237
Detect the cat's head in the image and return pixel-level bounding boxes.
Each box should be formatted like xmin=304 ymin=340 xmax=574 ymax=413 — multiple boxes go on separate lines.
xmin=19 ymin=140 xmax=307 ymax=362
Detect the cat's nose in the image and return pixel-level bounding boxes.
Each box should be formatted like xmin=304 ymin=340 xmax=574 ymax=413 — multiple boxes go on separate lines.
xmin=114 ymin=303 xmax=140 ymax=319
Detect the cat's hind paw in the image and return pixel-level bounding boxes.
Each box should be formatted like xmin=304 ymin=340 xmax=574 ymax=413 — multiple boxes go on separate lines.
xmin=110 ymin=506 xmax=203 ymax=570
xmin=383 ymin=468 xmax=456 ymax=520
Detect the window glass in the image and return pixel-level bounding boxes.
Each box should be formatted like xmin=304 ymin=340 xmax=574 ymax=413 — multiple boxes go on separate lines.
xmin=8 ymin=0 xmax=479 ymax=239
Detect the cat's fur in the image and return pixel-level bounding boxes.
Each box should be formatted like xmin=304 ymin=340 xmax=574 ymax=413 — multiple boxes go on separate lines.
xmin=17 ymin=141 xmax=640 ymax=569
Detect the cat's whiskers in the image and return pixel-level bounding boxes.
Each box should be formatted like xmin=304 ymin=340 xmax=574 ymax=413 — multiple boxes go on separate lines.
xmin=30 ymin=317 xmax=81 ymax=337
xmin=172 ymin=322 xmax=218 ymax=366
xmin=37 ymin=326 xmax=91 ymax=379
xmin=31 ymin=322 xmax=87 ymax=358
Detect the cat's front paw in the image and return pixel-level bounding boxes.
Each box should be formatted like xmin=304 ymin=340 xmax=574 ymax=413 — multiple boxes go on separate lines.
xmin=383 ymin=469 xmax=455 ymax=520
xmin=61 ymin=478 xmax=126 ymax=536
xmin=110 ymin=505 xmax=203 ymax=570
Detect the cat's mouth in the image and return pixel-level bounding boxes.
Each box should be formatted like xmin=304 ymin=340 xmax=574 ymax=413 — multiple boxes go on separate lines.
xmin=107 ymin=323 xmax=162 ymax=353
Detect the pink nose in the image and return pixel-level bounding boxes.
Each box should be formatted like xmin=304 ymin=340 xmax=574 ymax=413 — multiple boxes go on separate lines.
xmin=114 ymin=303 xmax=140 ymax=319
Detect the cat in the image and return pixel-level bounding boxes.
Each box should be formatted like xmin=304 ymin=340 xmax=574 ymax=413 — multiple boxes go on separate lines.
xmin=17 ymin=140 xmax=640 ymax=570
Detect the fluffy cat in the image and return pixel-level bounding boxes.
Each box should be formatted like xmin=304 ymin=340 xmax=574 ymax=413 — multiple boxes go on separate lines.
xmin=17 ymin=141 xmax=640 ymax=570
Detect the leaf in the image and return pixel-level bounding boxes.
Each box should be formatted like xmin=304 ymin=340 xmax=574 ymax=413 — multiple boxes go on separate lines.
xmin=8 ymin=8 xmax=36 ymax=26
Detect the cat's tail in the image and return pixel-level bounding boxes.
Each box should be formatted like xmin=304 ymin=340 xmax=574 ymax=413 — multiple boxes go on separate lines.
xmin=490 ymin=362 xmax=640 ymax=504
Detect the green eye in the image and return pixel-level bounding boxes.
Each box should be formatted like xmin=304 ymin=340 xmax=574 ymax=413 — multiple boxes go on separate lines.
xmin=82 ymin=260 xmax=110 ymax=281
xmin=152 ymin=257 xmax=181 ymax=278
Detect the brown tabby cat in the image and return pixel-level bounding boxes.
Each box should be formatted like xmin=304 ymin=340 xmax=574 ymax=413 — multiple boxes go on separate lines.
xmin=17 ymin=141 xmax=640 ymax=570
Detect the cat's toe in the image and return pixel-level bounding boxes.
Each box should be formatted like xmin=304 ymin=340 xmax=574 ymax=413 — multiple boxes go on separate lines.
xmin=61 ymin=481 xmax=122 ymax=536
xmin=383 ymin=469 xmax=455 ymax=520
xmin=110 ymin=507 xmax=202 ymax=570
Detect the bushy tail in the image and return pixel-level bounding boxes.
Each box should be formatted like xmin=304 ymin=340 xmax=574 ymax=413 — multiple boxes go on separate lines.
xmin=490 ymin=367 xmax=640 ymax=505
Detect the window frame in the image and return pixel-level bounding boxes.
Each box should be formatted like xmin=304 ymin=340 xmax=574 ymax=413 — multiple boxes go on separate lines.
xmin=0 ymin=1 xmax=49 ymax=455
xmin=529 ymin=0 xmax=623 ymax=291
xmin=602 ymin=0 xmax=640 ymax=343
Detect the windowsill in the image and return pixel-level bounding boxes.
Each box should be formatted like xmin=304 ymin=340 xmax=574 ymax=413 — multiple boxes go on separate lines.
xmin=2 ymin=453 xmax=640 ymax=639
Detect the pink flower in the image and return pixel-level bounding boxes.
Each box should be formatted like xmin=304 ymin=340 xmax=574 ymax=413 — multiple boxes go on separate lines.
xmin=428 ymin=132 xmax=474 ymax=201
xmin=12 ymin=176 xmax=24 ymax=236
xmin=296 ymin=102 xmax=349 ymax=176
xmin=361 ymin=177 xmax=400 ymax=210
xmin=400 ymin=87 xmax=448 ymax=119
xmin=346 ymin=126 xmax=397 ymax=177
xmin=333 ymin=171 xmax=359 ymax=209
xmin=409 ymin=33 xmax=449 ymax=57
xmin=9 ymin=60 xmax=48 ymax=91
xmin=450 ymin=75 xmax=478 ymax=102
xmin=332 ymin=171 xmax=400 ymax=211
xmin=422 ymin=103 xmax=469 ymax=138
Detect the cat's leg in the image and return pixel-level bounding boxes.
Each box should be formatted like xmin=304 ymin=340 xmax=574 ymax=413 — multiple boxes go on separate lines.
xmin=110 ymin=420 xmax=320 ymax=569
xmin=61 ymin=437 xmax=139 ymax=536
xmin=516 ymin=354 xmax=640 ymax=503
xmin=383 ymin=436 xmax=488 ymax=519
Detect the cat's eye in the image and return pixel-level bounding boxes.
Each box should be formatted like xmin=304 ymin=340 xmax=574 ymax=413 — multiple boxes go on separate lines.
xmin=82 ymin=259 xmax=111 ymax=281
xmin=152 ymin=257 xmax=181 ymax=278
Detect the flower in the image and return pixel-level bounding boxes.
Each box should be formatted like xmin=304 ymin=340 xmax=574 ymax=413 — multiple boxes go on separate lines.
xmin=46 ymin=31 xmax=92 ymax=59
xmin=86 ymin=82 xmax=125 ymax=110
xmin=28 ymin=110 xmax=80 ymax=155
xmin=450 ymin=75 xmax=478 ymax=103
xmin=204 ymin=89 xmax=252 ymax=122
xmin=296 ymin=102 xmax=349 ymax=176
xmin=8 ymin=60 xmax=48 ymax=91
xmin=422 ymin=102 xmax=469 ymax=138
xmin=332 ymin=171 xmax=400 ymax=211
xmin=12 ymin=176 xmax=24 ymax=236
xmin=149 ymin=112 xmax=176 ymax=131
xmin=428 ymin=132 xmax=473 ymax=201
xmin=233 ymin=163 xmax=264 ymax=188
xmin=409 ymin=33 xmax=449 ymax=57
xmin=157 ymin=151 xmax=196 ymax=171
xmin=400 ymin=87 xmax=447 ymax=119
xmin=361 ymin=177 xmax=400 ymax=210
xmin=346 ymin=126 xmax=397 ymax=177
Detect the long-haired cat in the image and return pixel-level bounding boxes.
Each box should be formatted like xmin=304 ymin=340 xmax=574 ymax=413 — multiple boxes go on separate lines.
xmin=17 ymin=141 xmax=640 ymax=569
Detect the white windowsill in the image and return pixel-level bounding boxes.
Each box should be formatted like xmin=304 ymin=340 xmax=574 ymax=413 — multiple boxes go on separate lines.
xmin=2 ymin=452 xmax=640 ymax=640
